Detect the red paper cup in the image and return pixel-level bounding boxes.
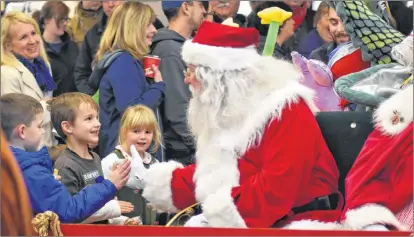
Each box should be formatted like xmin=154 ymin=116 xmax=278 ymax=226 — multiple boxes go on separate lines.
xmin=144 ymin=55 xmax=161 ymax=78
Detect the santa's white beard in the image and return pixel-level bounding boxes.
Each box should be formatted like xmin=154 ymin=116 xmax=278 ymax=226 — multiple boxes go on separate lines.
xmin=187 ymin=56 xmax=303 ymax=151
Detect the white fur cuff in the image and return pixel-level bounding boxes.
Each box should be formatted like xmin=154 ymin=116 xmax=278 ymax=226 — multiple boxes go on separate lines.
xmin=374 ymin=84 xmax=413 ymax=136
xmin=202 ymin=186 xmax=247 ymax=228
xmin=142 ymin=161 xmax=183 ymax=213
xmin=342 ymin=204 xmax=407 ymax=231
xmin=283 ymin=220 xmax=342 ymax=230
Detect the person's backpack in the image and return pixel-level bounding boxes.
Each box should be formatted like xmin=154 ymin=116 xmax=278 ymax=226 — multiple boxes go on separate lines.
xmin=89 ymin=49 xmax=125 ymax=104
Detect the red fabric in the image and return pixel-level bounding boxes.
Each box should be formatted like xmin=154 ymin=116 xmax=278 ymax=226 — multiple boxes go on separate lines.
xmin=170 ymin=100 xmax=340 ymax=228
xmin=339 ymin=98 xmax=350 ymax=110
xmin=171 ymin=165 xmax=197 ymax=209
xmin=291 ymin=2 xmax=309 ymax=31
xmin=331 ymin=49 xmax=370 ymax=81
xmin=192 ymin=21 xmax=259 ymax=48
xmin=60 ymin=224 xmax=411 ymax=236
xmin=341 ymin=123 xmax=414 ymax=220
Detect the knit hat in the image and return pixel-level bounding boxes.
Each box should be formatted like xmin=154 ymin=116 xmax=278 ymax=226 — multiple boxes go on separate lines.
xmin=181 ymin=21 xmax=260 ymax=70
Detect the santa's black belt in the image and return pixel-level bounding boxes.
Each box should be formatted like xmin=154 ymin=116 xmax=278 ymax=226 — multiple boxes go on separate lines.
xmin=292 ymin=195 xmax=332 ymax=214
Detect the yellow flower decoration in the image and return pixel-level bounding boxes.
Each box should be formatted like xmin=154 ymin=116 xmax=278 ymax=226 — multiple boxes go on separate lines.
xmin=257 ymin=7 xmax=292 ymax=25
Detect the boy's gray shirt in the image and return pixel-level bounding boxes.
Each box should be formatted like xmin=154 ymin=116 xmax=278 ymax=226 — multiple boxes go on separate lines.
xmin=54 ymin=148 xmax=103 ymax=195
xmin=150 ymin=28 xmax=195 ymax=156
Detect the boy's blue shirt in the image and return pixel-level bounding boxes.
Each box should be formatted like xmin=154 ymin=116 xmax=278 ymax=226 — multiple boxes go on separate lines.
xmin=12 ymin=146 xmax=117 ymax=223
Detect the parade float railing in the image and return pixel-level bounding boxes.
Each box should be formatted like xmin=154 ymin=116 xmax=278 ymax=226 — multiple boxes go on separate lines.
xmin=59 ymin=224 xmax=411 ymax=236
xmin=31 ymin=212 xmax=411 ymax=236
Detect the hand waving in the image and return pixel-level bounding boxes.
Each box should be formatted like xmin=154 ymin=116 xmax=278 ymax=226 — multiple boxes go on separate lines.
xmin=108 ymin=159 xmax=131 ymax=190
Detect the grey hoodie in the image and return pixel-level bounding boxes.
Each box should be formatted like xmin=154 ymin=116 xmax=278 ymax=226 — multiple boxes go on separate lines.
xmin=150 ymin=28 xmax=195 ymax=163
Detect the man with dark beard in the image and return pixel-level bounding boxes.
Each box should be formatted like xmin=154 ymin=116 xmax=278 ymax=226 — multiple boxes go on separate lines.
xmin=310 ymin=5 xmax=350 ymax=64
xmin=126 ymin=21 xmax=340 ymax=228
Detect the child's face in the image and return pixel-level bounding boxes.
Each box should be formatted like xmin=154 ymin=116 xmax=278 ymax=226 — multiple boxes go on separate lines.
xmin=23 ymin=113 xmax=44 ymax=152
xmin=125 ymin=127 xmax=154 ymax=155
xmin=69 ymin=103 xmax=101 ymax=145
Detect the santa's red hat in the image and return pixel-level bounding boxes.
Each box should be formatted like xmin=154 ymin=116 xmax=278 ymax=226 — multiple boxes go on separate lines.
xmin=181 ymin=21 xmax=261 ymax=70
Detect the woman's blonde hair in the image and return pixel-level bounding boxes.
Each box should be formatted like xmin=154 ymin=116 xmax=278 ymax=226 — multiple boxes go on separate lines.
xmin=119 ymin=105 xmax=162 ymax=153
xmin=1 ymin=11 xmax=49 ymax=67
xmin=95 ymin=2 xmax=155 ymax=62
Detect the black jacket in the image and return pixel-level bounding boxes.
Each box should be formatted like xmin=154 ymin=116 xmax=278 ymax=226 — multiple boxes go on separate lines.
xmin=150 ymin=28 xmax=195 ymax=164
xmin=44 ymin=33 xmax=79 ymax=97
xmin=388 ymin=1 xmax=413 ymax=36
xmin=73 ymin=14 xmax=108 ymax=94
xmin=309 ymin=42 xmax=337 ymax=64
xmin=213 ymin=13 xmax=247 ymax=27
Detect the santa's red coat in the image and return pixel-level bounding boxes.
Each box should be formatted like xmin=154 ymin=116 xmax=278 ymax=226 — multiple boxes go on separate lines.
xmin=340 ymin=85 xmax=413 ymax=231
xmin=285 ymin=85 xmax=413 ymax=231
xmin=142 ymin=83 xmax=340 ymax=228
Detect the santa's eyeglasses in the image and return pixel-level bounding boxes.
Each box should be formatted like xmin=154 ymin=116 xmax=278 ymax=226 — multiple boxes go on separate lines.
xmin=183 ymin=67 xmax=196 ymax=79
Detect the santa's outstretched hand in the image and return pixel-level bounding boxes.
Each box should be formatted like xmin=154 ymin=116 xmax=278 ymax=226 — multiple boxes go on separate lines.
xmin=185 ymin=214 xmax=210 ymax=227
xmin=125 ymin=145 xmax=148 ymax=190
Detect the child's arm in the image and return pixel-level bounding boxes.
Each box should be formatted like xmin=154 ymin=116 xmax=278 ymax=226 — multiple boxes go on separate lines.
xmin=24 ymin=167 xmax=117 ymax=223
xmin=81 ymin=200 xmax=121 ymax=224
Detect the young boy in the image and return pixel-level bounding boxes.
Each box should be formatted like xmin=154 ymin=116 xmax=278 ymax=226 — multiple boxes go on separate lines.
xmin=52 ymin=92 xmax=136 ymax=224
xmin=0 ymin=93 xmax=131 ymax=223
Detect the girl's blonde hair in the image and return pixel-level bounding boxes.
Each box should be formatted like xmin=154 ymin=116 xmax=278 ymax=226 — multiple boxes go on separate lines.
xmin=1 ymin=11 xmax=49 ymax=67
xmin=95 ymin=2 xmax=156 ymax=62
xmin=119 ymin=105 xmax=162 ymax=153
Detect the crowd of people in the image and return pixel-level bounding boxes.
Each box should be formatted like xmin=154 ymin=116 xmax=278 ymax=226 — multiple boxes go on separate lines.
xmin=0 ymin=0 xmax=412 ymax=233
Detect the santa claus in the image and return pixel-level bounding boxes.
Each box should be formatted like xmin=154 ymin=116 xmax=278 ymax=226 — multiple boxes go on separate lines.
xmin=286 ymin=84 xmax=413 ymax=231
xmin=128 ymin=21 xmax=340 ymax=228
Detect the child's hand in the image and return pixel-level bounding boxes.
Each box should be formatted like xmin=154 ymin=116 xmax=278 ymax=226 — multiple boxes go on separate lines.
xmin=124 ymin=216 xmax=142 ymax=226
xmin=54 ymin=174 xmax=61 ymax=182
xmin=53 ymin=169 xmax=61 ymax=182
xmin=117 ymin=200 xmax=134 ymax=214
xmin=108 ymin=159 xmax=131 ymax=190
xmin=114 ymin=197 xmax=134 ymax=214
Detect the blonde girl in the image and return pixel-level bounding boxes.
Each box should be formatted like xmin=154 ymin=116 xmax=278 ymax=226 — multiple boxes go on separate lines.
xmin=102 ymin=105 xmax=161 ymax=225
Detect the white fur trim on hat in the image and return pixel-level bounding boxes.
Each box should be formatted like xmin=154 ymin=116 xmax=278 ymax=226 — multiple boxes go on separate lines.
xmin=374 ymin=84 xmax=413 ymax=136
xmin=181 ymin=41 xmax=262 ymax=71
